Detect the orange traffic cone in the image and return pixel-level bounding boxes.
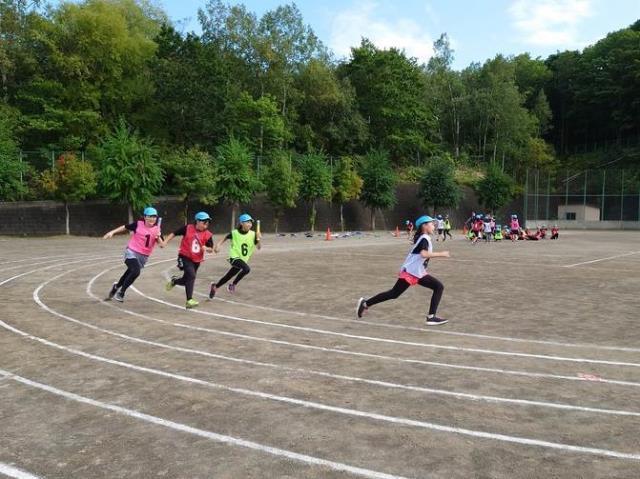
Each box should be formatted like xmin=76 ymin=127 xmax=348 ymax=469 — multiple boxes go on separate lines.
xmin=325 ymin=227 xmax=332 ymax=241
xmin=394 ymin=226 xmax=400 ymax=237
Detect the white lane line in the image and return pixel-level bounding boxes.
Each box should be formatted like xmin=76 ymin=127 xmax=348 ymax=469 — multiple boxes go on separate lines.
xmin=1 ymin=256 xmax=94 ymax=273
xmin=6 ymin=342 xmax=640 ymax=466
xmin=0 ymin=370 xmax=410 ymax=479
xmin=158 ymin=264 xmax=640 ymax=354
xmin=11 ymin=256 xmax=631 ymax=391
xmin=0 ymin=254 xmax=119 ymax=287
xmin=563 ymin=251 xmax=640 ymax=268
xmin=82 ymin=270 xmax=640 ymax=417
xmin=0 ymin=253 xmax=85 ymax=266
xmin=100 ymin=264 xmax=640 ymax=388
xmin=132 ymin=285 xmax=640 ymax=369
xmin=0 ymin=462 xmax=41 ymax=479
xmin=23 ymin=270 xmax=640 ymax=462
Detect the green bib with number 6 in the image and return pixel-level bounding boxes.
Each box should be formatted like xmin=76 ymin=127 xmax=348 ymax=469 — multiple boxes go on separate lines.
xmin=229 ymin=229 xmax=256 ymax=261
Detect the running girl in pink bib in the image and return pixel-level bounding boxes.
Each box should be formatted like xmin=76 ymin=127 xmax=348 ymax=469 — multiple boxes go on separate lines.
xmin=356 ymin=215 xmax=450 ymax=326
xmin=103 ymin=207 xmax=164 ymax=302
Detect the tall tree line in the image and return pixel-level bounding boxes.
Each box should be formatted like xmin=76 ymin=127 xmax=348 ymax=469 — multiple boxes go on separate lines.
xmin=1 ymin=0 xmax=639 ymax=204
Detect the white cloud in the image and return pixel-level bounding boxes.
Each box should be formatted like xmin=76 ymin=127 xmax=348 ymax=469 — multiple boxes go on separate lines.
xmin=328 ymin=1 xmax=434 ymax=63
xmin=509 ymin=0 xmax=593 ymax=47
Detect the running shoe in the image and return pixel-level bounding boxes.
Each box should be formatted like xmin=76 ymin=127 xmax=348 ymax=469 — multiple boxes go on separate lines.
xmin=114 ymin=291 xmax=125 ymax=302
xmin=426 ymin=316 xmax=448 ymax=326
xmin=165 ymin=276 xmax=177 ymax=291
xmin=356 ymin=297 xmax=368 ymax=319
xmin=227 ymin=284 xmax=236 ymax=294
xmin=185 ymin=298 xmax=199 ymax=309
xmin=107 ymin=283 xmax=118 ymax=300
xmin=209 ymin=283 xmax=217 ymax=299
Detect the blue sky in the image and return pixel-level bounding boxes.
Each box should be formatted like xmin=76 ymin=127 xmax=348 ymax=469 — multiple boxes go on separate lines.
xmin=160 ymin=0 xmax=640 ymax=69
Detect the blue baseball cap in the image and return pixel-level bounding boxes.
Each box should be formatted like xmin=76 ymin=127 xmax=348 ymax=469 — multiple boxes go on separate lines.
xmin=238 ymin=213 xmax=253 ymax=223
xmin=415 ymin=215 xmax=435 ymax=228
xmin=194 ymin=211 xmax=211 ymax=221
xmin=143 ymin=207 xmax=158 ymax=216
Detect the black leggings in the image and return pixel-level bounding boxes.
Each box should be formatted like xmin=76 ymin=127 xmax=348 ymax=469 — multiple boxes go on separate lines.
xmin=116 ymin=258 xmax=141 ymax=293
xmin=444 ymin=230 xmax=453 ymax=239
xmin=215 ymin=259 xmax=251 ymax=287
xmin=366 ymin=275 xmax=444 ymax=316
xmin=173 ymin=255 xmax=200 ymax=300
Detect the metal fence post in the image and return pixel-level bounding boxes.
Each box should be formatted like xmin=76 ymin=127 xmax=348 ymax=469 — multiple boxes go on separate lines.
xmin=19 ymin=150 xmax=24 ymax=200
xmin=524 ymin=169 xmax=529 ymax=223
xmin=620 ymin=170 xmax=625 ymax=221
xmin=601 ymin=170 xmax=606 ymax=220
xmin=545 ymin=172 xmax=550 ymax=222
xmin=583 ymin=170 xmax=587 ymax=207
xmin=565 ymin=169 xmax=569 ymax=206
xmin=534 ymin=170 xmax=540 ymax=223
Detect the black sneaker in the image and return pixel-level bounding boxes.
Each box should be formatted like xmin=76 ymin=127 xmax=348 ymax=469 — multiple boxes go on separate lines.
xmin=107 ymin=283 xmax=118 ymax=300
xmin=114 ymin=291 xmax=125 ymax=302
xmin=209 ymin=283 xmax=217 ymax=299
xmin=426 ymin=316 xmax=448 ymax=326
xmin=356 ymin=297 xmax=368 ymax=319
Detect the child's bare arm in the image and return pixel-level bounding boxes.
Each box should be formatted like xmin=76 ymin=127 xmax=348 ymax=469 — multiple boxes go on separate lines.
xmin=103 ymin=225 xmax=126 ymax=239
xmin=421 ymin=250 xmax=450 ymax=259
xmin=213 ymin=237 xmax=227 ymax=254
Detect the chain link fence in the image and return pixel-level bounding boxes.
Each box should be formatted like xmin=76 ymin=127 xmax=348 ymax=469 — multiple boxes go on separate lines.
xmin=524 ymin=168 xmax=640 ymax=225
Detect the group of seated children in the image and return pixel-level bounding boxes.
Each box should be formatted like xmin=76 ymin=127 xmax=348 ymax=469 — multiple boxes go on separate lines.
xmin=465 ymin=212 xmax=559 ymax=242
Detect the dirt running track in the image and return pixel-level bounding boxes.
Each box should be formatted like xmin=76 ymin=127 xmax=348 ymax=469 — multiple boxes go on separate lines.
xmin=1 ymin=230 xmax=639 ymax=478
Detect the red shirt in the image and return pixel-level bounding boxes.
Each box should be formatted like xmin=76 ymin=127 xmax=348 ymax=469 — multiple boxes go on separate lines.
xmin=177 ymin=224 xmax=213 ymax=263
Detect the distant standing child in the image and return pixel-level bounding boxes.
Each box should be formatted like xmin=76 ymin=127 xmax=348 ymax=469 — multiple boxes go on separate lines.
xmin=509 ymin=214 xmax=520 ymax=243
xmin=405 ymin=220 xmax=414 ymax=239
xmin=356 ymin=215 xmax=450 ymax=326
xmin=551 ymin=225 xmax=559 ymax=240
xmin=103 ymin=207 xmax=164 ymax=302
xmin=435 ymin=214 xmax=445 ymax=241
xmin=443 ymin=215 xmax=453 ymax=241
xmin=483 ymin=215 xmax=493 ymax=242
xmin=209 ymin=213 xmax=261 ymax=297
xmin=164 ymin=211 xmax=214 ymax=309
xmin=471 ymin=215 xmax=483 ymax=244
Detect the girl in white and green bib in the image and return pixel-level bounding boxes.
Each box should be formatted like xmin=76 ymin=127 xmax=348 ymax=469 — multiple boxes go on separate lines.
xmin=209 ymin=213 xmax=261 ymax=297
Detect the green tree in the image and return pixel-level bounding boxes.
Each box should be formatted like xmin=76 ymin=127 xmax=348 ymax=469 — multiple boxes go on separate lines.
xmin=297 ymin=152 xmax=332 ymax=231
xmin=418 ymin=155 xmax=460 ymax=215
xmin=339 ymin=39 xmax=437 ymax=164
xmin=161 ymin=147 xmax=217 ymax=222
xmin=425 ymin=33 xmax=466 ymax=158
xmin=262 ymin=149 xmax=300 ymax=233
xmin=476 ymin=164 xmax=515 ymax=214
xmin=97 ymin=119 xmax=163 ymax=222
xmin=359 ymin=149 xmax=396 ymax=230
xmin=38 ymin=153 xmax=97 ymax=234
xmin=11 ymin=0 xmax=165 ymax=150
xmin=0 ymin=105 xmax=27 ymax=201
xmin=332 ymin=156 xmax=362 ymax=231
xmin=227 ymin=92 xmax=291 ymax=161
xmin=215 ymin=137 xmax=259 ymax=228
xmin=293 ymin=59 xmax=368 ymax=155
xmin=147 ymin=25 xmax=231 ymax=148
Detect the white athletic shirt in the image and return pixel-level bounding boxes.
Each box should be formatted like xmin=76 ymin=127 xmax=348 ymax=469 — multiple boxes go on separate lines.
xmin=400 ymin=234 xmax=432 ymax=278
xmin=483 ymin=221 xmax=493 ymax=233
xmin=436 ymin=219 xmax=445 ymax=229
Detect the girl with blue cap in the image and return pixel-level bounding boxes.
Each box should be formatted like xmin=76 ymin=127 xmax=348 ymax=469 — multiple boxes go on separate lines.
xmin=356 ymin=214 xmax=450 ymax=325
xmin=164 ymin=211 xmax=215 ymax=308
xmin=103 ymin=206 xmax=164 ymax=302
xmin=209 ymin=213 xmax=261 ymax=297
